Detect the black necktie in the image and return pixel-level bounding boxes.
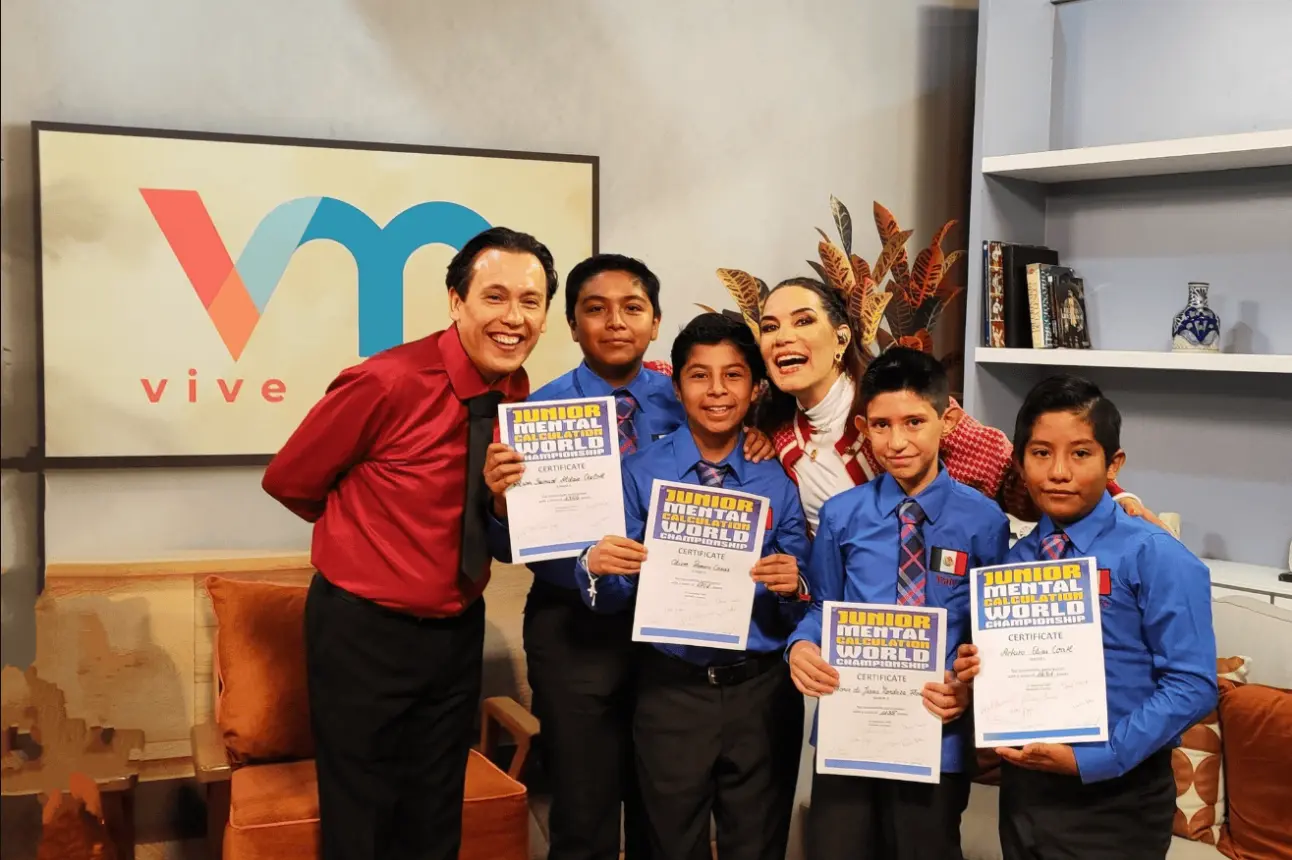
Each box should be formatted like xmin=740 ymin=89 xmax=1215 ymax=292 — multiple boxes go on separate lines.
xmin=460 ymin=390 xmax=504 ymax=583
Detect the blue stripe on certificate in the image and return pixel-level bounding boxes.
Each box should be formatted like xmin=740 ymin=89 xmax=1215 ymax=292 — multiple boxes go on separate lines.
xmin=518 ymin=541 xmax=596 ymax=557
xmin=823 ymin=760 xmax=934 ymax=777
xmin=982 ymin=727 xmax=1103 ymax=742
xmin=638 ymin=628 xmax=742 ymax=644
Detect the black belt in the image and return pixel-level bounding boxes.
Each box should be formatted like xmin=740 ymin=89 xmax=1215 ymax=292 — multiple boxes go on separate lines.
xmin=312 ymin=572 xmax=481 ymax=625
xmin=643 ymin=646 xmax=784 ymax=687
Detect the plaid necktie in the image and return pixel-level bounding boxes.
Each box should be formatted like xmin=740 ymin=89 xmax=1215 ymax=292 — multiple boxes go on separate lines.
xmin=615 ymin=389 xmax=639 ymax=455
xmin=897 ymin=499 xmax=927 ymax=606
xmin=1042 ymin=531 xmax=1071 ymax=560
xmin=695 ymin=460 xmax=729 ymax=488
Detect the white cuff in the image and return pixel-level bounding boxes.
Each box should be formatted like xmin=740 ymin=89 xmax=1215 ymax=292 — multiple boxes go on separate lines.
xmin=578 ymin=547 xmax=598 ymax=606
xmin=1112 ymin=491 xmax=1140 ymax=504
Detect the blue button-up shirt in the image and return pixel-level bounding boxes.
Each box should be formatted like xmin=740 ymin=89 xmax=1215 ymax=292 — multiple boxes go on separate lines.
xmin=488 ymin=361 xmax=687 ymax=589
xmin=790 ymin=467 xmax=1011 ymax=773
xmin=1009 ymin=491 xmax=1217 ymax=784
xmin=574 ymin=428 xmax=811 ymax=666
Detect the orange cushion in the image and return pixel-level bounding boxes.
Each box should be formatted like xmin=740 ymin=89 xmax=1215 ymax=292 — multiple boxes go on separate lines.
xmin=225 ymin=752 xmax=526 ymax=860
xmin=1172 ymin=657 xmax=1251 ymax=844
xmin=206 ymin=575 xmax=313 ymax=762
xmin=1216 ymin=682 xmax=1292 ymax=860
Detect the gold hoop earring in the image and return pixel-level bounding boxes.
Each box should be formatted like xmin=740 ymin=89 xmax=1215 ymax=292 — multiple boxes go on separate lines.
xmin=835 ymin=350 xmax=845 ymax=365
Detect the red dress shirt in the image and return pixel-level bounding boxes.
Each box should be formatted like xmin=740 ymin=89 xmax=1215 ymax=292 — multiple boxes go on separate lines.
xmin=262 ymin=325 xmax=529 ymax=617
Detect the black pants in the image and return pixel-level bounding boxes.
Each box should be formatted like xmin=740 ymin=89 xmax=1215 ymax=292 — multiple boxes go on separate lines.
xmin=523 ymin=581 xmax=649 ymax=860
xmin=633 ymin=648 xmax=804 ymax=860
xmin=304 ymin=573 xmax=485 ymax=860
xmin=807 ymin=769 xmax=971 ymax=860
xmin=999 ymin=749 xmax=1175 ymax=859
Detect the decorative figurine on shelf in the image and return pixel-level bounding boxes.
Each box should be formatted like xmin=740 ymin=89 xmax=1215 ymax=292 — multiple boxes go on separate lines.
xmin=1171 ymin=281 xmax=1221 ymax=352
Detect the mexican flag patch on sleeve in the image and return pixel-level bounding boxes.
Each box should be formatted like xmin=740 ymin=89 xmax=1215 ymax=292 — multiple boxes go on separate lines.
xmin=931 ymin=547 xmax=968 ymax=576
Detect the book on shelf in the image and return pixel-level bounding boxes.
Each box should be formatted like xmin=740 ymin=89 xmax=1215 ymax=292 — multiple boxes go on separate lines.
xmin=981 ymin=241 xmax=1090 ymax=350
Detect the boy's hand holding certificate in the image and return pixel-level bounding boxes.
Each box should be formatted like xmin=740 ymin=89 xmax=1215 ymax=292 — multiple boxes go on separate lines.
xmin=969 ymin=557 xmax=1109 ymax=748
xmin=815 ymin=602 xmax=948 ymax=783
xmin=495 ymin=396 xmax=626 ymax=562
xmin=632 ymin=479 xmax=766 ymax=651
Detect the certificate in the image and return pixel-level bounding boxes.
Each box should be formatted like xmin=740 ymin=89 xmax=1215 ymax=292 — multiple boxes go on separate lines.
xmin=970 ymin=556 xmax=1109 ymax=747
xmin=498 ymin=396 xmax=625 ymax=563
xmin=816 ymin=601 xmax=948 ymax=783
xmin=631 ymin=479 xmax=766 ymax=651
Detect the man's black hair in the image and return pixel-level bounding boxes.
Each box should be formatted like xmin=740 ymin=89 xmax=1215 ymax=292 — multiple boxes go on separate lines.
xmin=670 ymin=312 xmax=767 ymax=385
xmin=445 ymin=226 xmax=559 ymax=303
xmin=564 ymin=254 xmax=661 ymax=324
xmin=859 ymin=347 xmax=950 ymax=416
xmin=1012 ymin=374 xmax=1122 ymax=464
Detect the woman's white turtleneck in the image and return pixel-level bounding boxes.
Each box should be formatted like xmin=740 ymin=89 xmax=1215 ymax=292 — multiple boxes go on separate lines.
xmin=795 ymin=373 xmax=864 ymax=530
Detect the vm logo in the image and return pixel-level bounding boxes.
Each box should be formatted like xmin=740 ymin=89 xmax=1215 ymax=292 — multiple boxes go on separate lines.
xmin=141 ymin=189 xmax=492 ymax=360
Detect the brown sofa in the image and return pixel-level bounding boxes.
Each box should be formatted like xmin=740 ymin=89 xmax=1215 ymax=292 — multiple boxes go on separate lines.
xmin=193 ymin=574 xmax=539 ymax=860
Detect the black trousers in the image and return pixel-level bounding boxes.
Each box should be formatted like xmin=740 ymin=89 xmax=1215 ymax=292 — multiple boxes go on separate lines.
xmin=304 ymin=573 xmax=485 ymax=860
xmin=806 ymin=769 xmax=972 ymax=860
xmin=523 ymin=581 xmax=649 ymax=860
xmin=633 ymin=648 xmax=804 ymax=860
xmin=999 ymin=749 xmax=1175 ymax=860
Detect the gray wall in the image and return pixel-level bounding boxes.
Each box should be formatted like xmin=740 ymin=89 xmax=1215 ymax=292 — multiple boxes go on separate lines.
xmin=0 ymin=0 xmax=980 ymax=664
xmin=964 ymin=0 xmax=1292 ymax=569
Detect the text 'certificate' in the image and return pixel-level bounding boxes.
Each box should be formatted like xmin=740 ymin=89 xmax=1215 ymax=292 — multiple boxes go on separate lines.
xmin=970 ymin=556 xmax=1108 ymax=747
xmin=816 ymin=602 xmax=947 ymax=784
xmin=632 ymin=479 xmax=766 ymax=652
xmin=498 ymin=396 xmax=625 ymax=563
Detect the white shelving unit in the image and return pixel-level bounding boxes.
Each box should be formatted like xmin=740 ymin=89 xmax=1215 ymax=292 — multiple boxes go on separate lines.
xmin=1205 ymin=558 xmax=1292 ymax=603
xmin=982 ymin=128 xmax=1292 ymax=183
xmin=964 ymin=1 xmax=1292 ymax=575
xmin=975 ymin=348 xmax=1292 ymax=375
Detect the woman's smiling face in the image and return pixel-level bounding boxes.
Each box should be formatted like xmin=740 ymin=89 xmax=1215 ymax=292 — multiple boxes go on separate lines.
xmin=758 ymin=285 xmax=848 ymax=404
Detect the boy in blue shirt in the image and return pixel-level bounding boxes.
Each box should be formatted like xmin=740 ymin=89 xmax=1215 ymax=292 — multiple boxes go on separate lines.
xmin=482 ymin=258 xmax=771 ymax=860
xmin=955 ymin=375 xmax=1216 ymax=860
xmin=787 ymin=347 xmax=1011 ymax=860
xmin=576 ymin=312 xmax=811 ymax=860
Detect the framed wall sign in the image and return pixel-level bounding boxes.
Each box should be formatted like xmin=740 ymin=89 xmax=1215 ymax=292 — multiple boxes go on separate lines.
xmin=33 ymin=122 xmax=597 ymax=465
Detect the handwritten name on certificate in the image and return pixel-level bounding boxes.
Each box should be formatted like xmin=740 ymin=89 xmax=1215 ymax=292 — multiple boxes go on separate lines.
xmin=632 ymin=479 xmax=766 ymax=652
xmin=498 ymin=396 xmax=625 ymax=563
xmin=970 ymin=556 xmax=1108 ymax=747
xmin=816 ymin=602 xmax=948 ymax=784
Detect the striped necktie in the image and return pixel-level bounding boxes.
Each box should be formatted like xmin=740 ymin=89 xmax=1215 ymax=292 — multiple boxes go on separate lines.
xmin=1042 ymin=531 xmax=1071 ymax=560
xmin=696 ymin=460 xmax=729 ymax=488
xmin=615 ymin=389 xmax=639 ymax=455
xmin=897 ymin=499 xmax=927 ymax=606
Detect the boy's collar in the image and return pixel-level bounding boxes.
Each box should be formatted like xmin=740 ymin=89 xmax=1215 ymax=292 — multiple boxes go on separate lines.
xmin=673 ymin=427 xmax=748 ymax=484
xmin=877 ymin=462 xmax=950 ymax=522
xmin=1039 ymin=491 xmax=1117 ymax=554
xmin=574 ymin=360 xmax=651 ymax=403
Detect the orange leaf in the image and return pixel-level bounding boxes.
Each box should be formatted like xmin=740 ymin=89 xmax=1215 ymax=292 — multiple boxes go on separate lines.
xmin=851 ymin=255 xmax=872 ymax=296
xmin=715 ymin=268 xmax=764 ymax=330
xmin=897 ymin=329 xmax=933 ymax=353
xmin=872 ymin=202 xmax=912 ymax=290
xmin=872 ymin=230 xmax=914 ymax=285
xmin=817 ymin=240 xmax=858 ymax=296
xmin=858 ymin=292 xmax=893 ymax=346
xmin=873 ymin=201 xmax=903 ymax=243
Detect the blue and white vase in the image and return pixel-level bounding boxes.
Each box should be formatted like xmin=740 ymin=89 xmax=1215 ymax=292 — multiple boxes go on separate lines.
xmin=1171 ymin=282 xmax=1221 ymax=352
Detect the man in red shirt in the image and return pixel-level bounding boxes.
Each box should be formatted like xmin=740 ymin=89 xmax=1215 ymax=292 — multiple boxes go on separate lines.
xmin=262 ymin=226 xmax=557 ymax=860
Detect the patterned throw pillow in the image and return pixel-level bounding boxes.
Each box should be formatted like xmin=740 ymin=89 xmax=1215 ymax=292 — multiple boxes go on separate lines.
xmin=1172 ymin=656 xmax=1251 ymax=843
